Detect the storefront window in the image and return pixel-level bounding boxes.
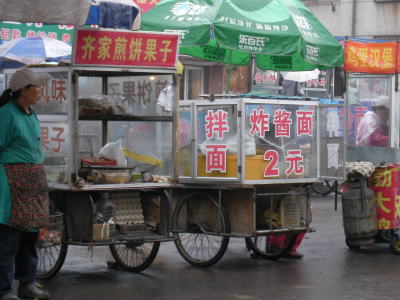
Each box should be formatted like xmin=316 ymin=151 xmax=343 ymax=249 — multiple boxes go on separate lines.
xmin=179 ymin=67 xmax=204 ymax=100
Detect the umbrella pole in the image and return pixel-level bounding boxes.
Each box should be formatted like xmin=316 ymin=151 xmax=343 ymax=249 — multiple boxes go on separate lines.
xmin=224 ymin=49 xmax=233 ymax=94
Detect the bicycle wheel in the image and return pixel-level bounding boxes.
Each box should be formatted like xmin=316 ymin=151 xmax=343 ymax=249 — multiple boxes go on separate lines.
xmin=311 ymin=180 xmax=334 ymax=196
xmin=173 ymin=192 xmax=230 ymax=267
xmin=36 ymin=214 xmax=68 ymax=279
xmin=245 ymin=233 xmax=297 ymax=260
xmin=109 ymin=241 xmax=160 ymax=273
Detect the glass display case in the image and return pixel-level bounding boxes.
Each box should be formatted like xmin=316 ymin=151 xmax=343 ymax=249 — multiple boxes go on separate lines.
xmin=345 ymin=73 xmax=400 ymax=164
xmin=4 ymin=67 xmax=177 ymax=190
xmin=178 ymin=97 xmax=344 ymax=184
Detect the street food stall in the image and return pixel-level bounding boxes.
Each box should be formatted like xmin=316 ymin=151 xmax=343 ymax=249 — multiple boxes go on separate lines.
xmin=139 ymin=0 xmax=346 ymax=266
xmin=170 ymin=95 xmax=345 ymax=266
xmin=339 ymin=38 xmax=400 ymax=253
xmin=3 ymin=27 xmax=181 ymax=277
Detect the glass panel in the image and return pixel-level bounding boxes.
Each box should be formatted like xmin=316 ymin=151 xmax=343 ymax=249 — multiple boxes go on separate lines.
xmin=106 ymin=75 xmax=173 ymax=116
xmin=10 ymin=71 xmax=70 ymax=115
xmin=78 ymin=120 xmax=173 ymax=185
xmin=40 ymin=119 xmax=70 ymax=184
xmin=244 ymin=103 xmax=317 ymax=180
xmin=319 ymin=105 xmax=345 ymax=178
xmin=77 ymin=121 xmax=103 ymax=161
xmin=196 ymin=104 xmax=238 ymax=178
xmin=251 ymin=67 xmax=280 ymax=95
xmin=187 ymin=69 xmax=202 ymax=99
xmin=79 ymin=77 xmax=102 ymax=97
xmin=303 ymin=70 xmax=330 ymax=98
xmin=178 ymin=106 xmax=193 ymax=177
xmin=347 ymin=76 xmax=390 ymax=147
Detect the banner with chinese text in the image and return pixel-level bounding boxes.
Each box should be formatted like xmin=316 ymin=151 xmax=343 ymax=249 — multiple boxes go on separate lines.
xmin=370 ymin=165 xmax=400 ymax=230
xmin=73 ymin=28 xmax=179 ymax=68
xmin=344 ymin=40 xmax=397 ymax=74
xmin=194 ymin=102 xmax=318 ymax=181
xmin=0 ymin=22 xmax=74 ymax=45
xmin=244 ymin=103 xmax=317 ymax=180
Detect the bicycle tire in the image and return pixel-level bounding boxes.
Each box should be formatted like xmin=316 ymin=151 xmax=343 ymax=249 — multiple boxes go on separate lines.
xmin=173 ymin=192 xmax=230 ymax=267
xmin=245 ymin=233 xmax=297 ymax=260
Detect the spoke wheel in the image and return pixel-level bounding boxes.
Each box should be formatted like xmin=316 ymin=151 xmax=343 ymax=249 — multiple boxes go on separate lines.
xmin=311 ymin=180 xmax=334 ymax=196
xmin=109 ymin=241 xmax=160 ymax=273
xmin=245 ymin=233 xmax=296 ymax=260
xmin=36 ymin=214 xmax=68 ymax=279
xmin=173 ymin=193 xmax=230 ymax=267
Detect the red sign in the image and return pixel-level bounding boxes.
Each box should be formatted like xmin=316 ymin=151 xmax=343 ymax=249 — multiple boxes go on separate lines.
xmin=73 ymin=28 xmax=179 ymax=68
xmin=344 ymin=41 xmax=397 ymax=74
xmin=133 ymin=0 xmax=161 ymax=14
xmin=370 ymin=165 xmax=400 ymax=230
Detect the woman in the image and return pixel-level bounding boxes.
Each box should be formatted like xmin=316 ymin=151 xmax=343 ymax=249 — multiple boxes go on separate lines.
xmin=356 ymin=96 xmax=390 ymax=147
xmin=0 ymin=68 xmax=51 ymax=300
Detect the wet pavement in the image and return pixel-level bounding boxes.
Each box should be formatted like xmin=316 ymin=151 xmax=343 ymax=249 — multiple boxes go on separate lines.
xmin=40 ymin=194 xmax=400 ymax=300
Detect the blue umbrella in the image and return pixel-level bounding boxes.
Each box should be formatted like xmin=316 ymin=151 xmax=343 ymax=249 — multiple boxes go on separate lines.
xmin=0 ymin=37 xmax=71 ymax=69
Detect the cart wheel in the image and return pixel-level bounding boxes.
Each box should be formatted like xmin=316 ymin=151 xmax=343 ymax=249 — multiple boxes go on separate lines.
xmin=36 ymin=214 xmax=68 ymax=279
xmin=245 ymin=233 xmax=297 ymax=260
xmin=345 ymin=237 xmax=361 ymax=251
xmin=173 ymin=192 xmax=230 ymax=267
xmin=390 ymin=235 xmax=400 ymax=255
xmin=311 ymin=180 xmax=334 ymax=196
xmin=109 ymin=241 xmax=160 ymax=273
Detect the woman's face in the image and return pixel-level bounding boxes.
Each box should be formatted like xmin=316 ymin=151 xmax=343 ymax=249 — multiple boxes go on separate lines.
xmin=21 ymin=85 xmax=43 ymax=105
xmin=376 ymin=107 xmax=389 ymax=122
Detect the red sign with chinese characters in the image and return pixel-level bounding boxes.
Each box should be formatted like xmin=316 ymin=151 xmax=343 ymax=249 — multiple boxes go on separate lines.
xmin=344 ymin=41 xmax=397 ymax=74
xmin=73 ymin=28 xmax=179 ymax=68
xmin=369 ymin=165 xmax=400 ymax=230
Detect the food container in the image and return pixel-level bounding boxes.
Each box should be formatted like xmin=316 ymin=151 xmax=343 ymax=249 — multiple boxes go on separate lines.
xmin=103 ymin=171 xmax=131 ymax=184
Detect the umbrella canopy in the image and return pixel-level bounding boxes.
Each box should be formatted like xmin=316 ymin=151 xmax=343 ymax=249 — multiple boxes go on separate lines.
xmin=281 ymin=69 xmax=320 ymax=82
xmin=141 ymin=0 xmax=344 ymax=71
xmin=0 ymin=37 xmax=71 ymax=68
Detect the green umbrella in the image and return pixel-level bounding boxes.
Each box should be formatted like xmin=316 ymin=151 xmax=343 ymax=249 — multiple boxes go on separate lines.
xmin=141 ymin=0 xmax=344 ymax=71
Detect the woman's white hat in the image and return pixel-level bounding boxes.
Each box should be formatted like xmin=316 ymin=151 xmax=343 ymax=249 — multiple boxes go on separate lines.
xmin=372 ymin=95 xmax=390 ymax=110
xmin=9 ymin=68 xmax=51 ymax=92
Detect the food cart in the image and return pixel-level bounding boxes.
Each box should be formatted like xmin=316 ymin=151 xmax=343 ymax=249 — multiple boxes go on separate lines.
xmin=343 ymin=72 xmax=400 ymax=253
xmin=3 ymin=27 xmax=181 ymax=278
xmin=171 ymin=94 xmax=345 ymax=266
xmin=339 ymin=38 xmax=400 ymax=253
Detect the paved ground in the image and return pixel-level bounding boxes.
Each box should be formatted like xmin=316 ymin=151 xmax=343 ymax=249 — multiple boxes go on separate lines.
xmin=38 ymin=194 xmax=400 ymax=300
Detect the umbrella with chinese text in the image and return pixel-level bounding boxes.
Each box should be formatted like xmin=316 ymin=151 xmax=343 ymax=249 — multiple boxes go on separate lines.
xmin=141 ymin=0 xmax=343 ymax=71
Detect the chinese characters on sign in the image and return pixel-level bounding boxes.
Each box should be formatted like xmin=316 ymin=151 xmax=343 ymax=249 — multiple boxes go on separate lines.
xmin=0 ymin=22 xmax=73 ymax=44
xmin=202 ymin=106 xmax=314 ymax=177
xmin=344 ymin=41 xmax=397 ymax=74
xmin=249 ymin=107 xmax=313 ymax=177
xmin=40 ymin=123 xmax=68 ymax=154
xmin=74 ymin=28 xmax=179 ymax=68
xmin=205 ymin=109 xmax=230 ymax=173
xmin=40 ymin=78 xmax=67 ymax=105
xmin=370 ymin=166 xmax=400 ymax=230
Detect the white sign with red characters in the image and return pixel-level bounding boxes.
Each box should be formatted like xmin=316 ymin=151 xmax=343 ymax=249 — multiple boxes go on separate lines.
xmin=40 ymin=123 xmax=69 ymax=154
xmin=249 ymin=106 xmax=314 ymax=178
xmin=204 ymin=109 xmax=230 ymax=173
